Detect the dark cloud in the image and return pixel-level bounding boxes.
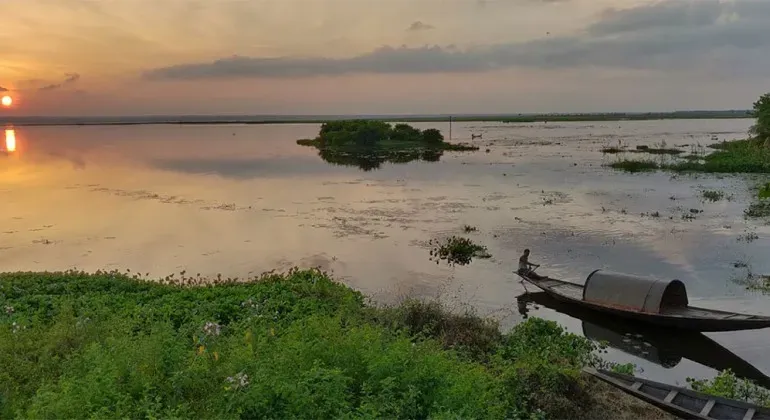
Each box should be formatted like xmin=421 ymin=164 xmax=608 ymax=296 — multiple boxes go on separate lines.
xmin=590 ymin=1 xmax=721 ymax=36
xmin=407 ymin=21 xmax=434 ymax=31
xmin=143 ymin=0 xmax=770 ymax=80
xmin=39 ymin=73 xmax=81 ymax=91
xmin=0 ymin=86 xmax=7 ymax=92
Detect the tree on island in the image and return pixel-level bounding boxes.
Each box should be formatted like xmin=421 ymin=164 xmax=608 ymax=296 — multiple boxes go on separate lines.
xmin=750 ymin=93 xmax=770 ymax=146
xmin=307 ymin=120 xmax=466 ymax=149
xmin=422 ymin=128 xmax=444 ymax=144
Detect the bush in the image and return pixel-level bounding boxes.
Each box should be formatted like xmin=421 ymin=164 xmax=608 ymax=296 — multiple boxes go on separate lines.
xmin=0 ymin=269 xmax=619 ymax=419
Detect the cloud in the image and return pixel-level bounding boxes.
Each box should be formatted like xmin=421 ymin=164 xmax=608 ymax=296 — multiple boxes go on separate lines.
xmin=407 ymin=21 xmax=434 ymax=31
xmin=0 ymin=86 xmax=7 ymax=92
xmin=39 ymin=73 xmax=81 ymax=91
xmin=143 ymin=0 xmax=770 ymax=80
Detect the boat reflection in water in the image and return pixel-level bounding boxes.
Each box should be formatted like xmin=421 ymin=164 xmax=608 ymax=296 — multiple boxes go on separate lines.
xmin=517 ymin=291 xmax=770 ymax=389
xmin=4 ymin=128 xmax=16 ymax=153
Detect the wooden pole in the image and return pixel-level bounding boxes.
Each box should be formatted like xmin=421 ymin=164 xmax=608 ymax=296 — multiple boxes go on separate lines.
xmin=449 ymin=115 xmax=453 ymax=141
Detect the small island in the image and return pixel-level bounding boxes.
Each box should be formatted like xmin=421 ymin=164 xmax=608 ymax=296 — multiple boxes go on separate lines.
xmin=297 ymin=120 xmax=478 ymax=170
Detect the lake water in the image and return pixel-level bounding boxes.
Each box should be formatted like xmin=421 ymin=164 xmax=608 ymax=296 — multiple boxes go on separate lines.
xmin=2 ymin=118 xmax=770 ymax=388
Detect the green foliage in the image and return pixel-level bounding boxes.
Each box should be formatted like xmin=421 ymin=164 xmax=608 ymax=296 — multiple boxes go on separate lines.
xmin=607 ymin=138 xmax=770 ymax=174
xmin=422 ymin=128 xmax=444 ymax=144
xmin=608 ymin=160 xmax=660 ymax=172
xmin=298 ymin=120 xmax=477 ymax=170
xmin=701 ymin=190 xmax=727 ymax=202
xmin=688 ymin=370 xmax=770 ymax=407
xmin=0 ymin=269 xmax=619 ymax=419
xmin=750 ymin=93 xmax=770 ymax=142
xmin=744 ymin=200 xmax=770 ymax=218
xmin=428 ymin=236 xmax=492 ymax=266
xmin=610 ymin=364 xmax=636 ymax=376
xmin=391 ymin=123 xmax=423 ymax=142
xmin=758 ymin=183 xmax=770 ymax=199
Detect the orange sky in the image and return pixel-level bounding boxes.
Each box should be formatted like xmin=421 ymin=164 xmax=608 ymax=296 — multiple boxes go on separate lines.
xmin=1 ymin=0 xmax=769 ymax=116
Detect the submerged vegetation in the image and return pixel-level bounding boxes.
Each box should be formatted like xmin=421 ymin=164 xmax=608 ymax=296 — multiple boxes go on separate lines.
xmin=297 ymin=120 xmax=477 ymax=170
xmin=607 ymin=159 xmax=660 ymax=173
xmin=701 ymin=189 xmax=731 ymax=202
xmin=429 ymin=236 xmax=492 ymax=266
xmin=0 ymin=269 xmax=650 ymax=419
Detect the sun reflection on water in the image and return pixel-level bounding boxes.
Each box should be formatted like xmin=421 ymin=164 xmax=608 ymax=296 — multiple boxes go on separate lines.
xmin=4 ymin=128 xmax=16 ymax=152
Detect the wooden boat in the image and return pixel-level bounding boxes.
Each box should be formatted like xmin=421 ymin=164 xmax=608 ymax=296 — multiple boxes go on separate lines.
xmin=518 ymin=291 xmax=770 ymax=389
xmin=584 ymin=367 xmax=770 ymax=420
xmin=516 ymin=269 xmax=770 ymax=332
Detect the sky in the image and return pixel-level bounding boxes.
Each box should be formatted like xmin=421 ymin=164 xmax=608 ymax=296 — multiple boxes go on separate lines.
xmin=1 ymin=0 xmax=769 ymax=116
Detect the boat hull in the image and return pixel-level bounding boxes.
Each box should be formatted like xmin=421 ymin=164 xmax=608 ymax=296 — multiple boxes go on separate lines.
xmin=584 ymin=368 xmax=770 ymax=420
xmin=519 ymin=275 xmax=770 ymax=332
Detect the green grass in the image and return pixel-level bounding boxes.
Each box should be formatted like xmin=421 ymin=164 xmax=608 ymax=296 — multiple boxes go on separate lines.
xmin=0 ymin=268 xmax=631 ymax=419
xmin=606 ymin=139 xmax=770 ymax=174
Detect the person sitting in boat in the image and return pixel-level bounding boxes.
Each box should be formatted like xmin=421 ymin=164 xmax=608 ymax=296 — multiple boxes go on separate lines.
xmin=518 ymin=249 xmax=545 ymax=279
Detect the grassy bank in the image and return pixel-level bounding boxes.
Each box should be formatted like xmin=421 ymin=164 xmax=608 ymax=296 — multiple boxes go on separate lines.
xmin=0 ymin=268 xmax=662 ymax=419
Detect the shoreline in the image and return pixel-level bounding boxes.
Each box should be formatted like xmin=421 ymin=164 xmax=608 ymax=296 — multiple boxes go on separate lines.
xmin=0 ymin=110 xmax=752 ymax=127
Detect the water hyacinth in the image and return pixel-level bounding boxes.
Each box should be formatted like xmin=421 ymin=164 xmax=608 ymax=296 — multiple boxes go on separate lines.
xmin=203 ymin=321 xmax=221 ymax=337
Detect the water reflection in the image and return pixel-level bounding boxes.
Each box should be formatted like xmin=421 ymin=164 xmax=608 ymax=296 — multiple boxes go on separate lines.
xmin=317 ymin=148 xmax=444 ymax=171
xmin=517 ymin=292 xmax=770 ymax=388
xmin=4 ymin=128 xmax=16 ymax=153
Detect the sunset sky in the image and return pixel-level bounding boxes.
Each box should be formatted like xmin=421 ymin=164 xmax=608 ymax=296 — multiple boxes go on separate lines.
xmin=1 ymin=0 xmax=769 ymax=116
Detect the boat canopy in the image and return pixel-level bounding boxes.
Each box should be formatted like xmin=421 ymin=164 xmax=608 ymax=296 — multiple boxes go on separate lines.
xmin=583 ymin=269 xmax=688 ymax=314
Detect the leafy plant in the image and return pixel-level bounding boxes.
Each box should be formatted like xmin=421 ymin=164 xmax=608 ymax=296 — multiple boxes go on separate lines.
xmin=429 ymin=236 xmax=492 ymax=266
xmin=688 ymin=370 xmax=770 ymax=407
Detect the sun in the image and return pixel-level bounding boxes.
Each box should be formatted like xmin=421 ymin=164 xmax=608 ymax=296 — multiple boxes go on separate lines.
xmin=1 ymin=96 xmax=12 ymax=107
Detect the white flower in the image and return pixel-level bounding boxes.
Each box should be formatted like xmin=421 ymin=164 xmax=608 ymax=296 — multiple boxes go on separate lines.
xmin=226 ymin=372 xmax=250 ymax=390
xmin=4 ymin=306 xmax=13 ymax=315
xmin=203 ymin=321 xmax=221 ymax=336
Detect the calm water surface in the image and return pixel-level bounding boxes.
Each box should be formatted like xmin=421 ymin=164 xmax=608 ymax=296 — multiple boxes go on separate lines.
xmin=2 ymin=118 xmax=770 ymax=387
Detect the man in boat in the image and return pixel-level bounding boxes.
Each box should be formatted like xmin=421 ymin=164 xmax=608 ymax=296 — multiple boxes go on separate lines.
xmin=518 ymin=249 xmax=545 ymax=280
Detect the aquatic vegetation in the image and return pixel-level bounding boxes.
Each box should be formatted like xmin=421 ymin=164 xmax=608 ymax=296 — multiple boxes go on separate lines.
xmin=0 ymin=269 xmax=635 ymax=418
xmin=688 ymin=370 xmax=770 ymax=408
xmin=737 ymin=232 xmax=760 ymax=243
xmin=296 ymin=120 xmax=477 ymax=170
xmin=605 ymin=93 xmax=770 ymax=174
xmin=731 ymin=265 xmax=769 ymax=291
xmin=701 ymin=189 xmax=729 ymax=202
xmin=758 ymin=183 xmax=770 ymax=199
xmin=608 ymin=160 xmax=660 ymax=172
xmin=429 ymin=236 xmax=492 ymax=266
xmin=601 ymin=145 xmax=683 ymax=155
xmin=463 ymin=224 xmax=478 ymax=233
xmin=607 ymin=139 xmax=770 ymax=174
xmin=744 ymin=200 xmax=770 ymax=219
